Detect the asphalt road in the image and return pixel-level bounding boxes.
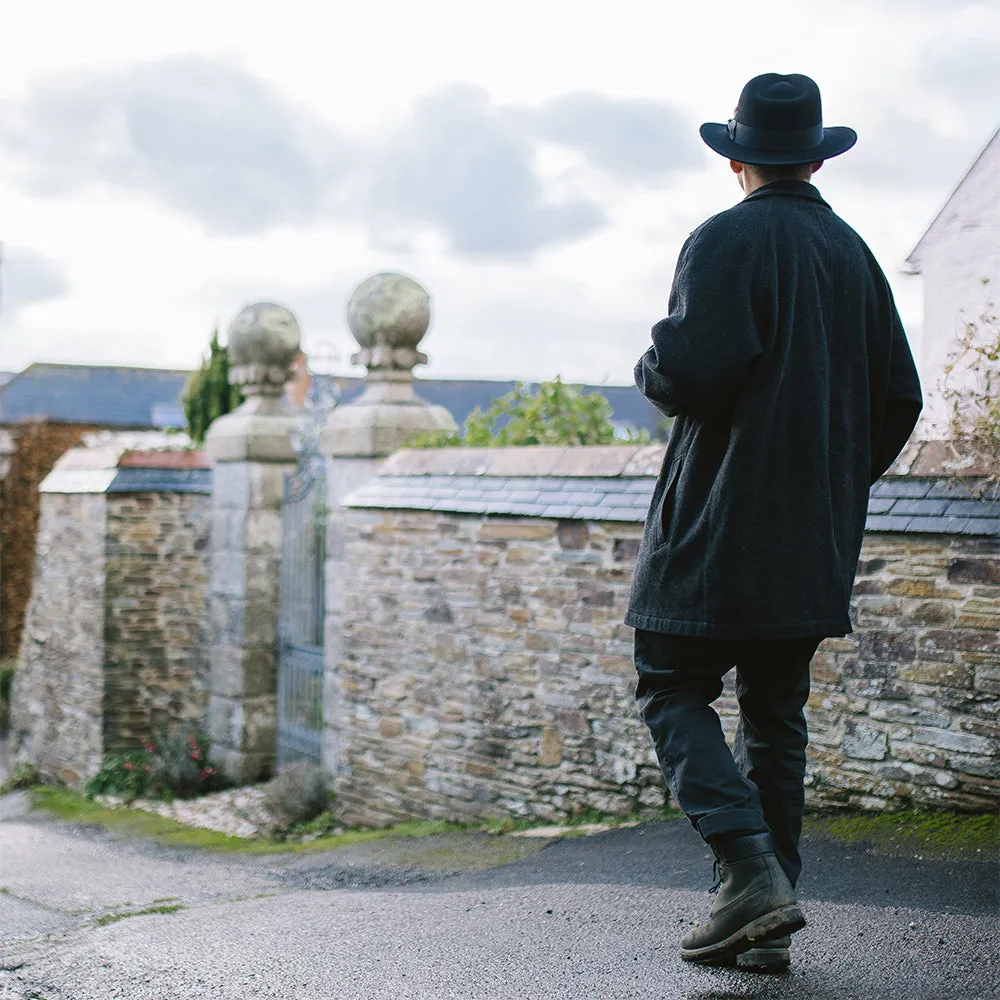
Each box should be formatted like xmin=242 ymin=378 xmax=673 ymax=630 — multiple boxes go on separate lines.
xmin=1 ymin=805 xmax=997 ymax=1000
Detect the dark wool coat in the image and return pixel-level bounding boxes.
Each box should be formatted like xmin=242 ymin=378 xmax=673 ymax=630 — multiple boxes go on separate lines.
xmin=626 ymin=181 xmax=922 ymax=639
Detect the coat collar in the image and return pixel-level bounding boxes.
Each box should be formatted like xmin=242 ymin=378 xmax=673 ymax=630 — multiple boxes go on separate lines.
xmin=742 ymin=180 xmax=829 ymax=208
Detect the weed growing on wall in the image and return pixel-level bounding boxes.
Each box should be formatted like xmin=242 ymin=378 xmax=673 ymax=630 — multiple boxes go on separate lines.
xmin=410 ymin=377 xmax=653 ymax=447
xmin=942 ymin=287 xmax=1000 ymax=481
xmin=0 ymin=761 xmax=40 ymax=796
xmin=0 ymin=659 xmax=15 ymax=735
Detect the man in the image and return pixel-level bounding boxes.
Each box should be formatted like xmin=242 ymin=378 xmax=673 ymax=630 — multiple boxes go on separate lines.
xmin=626 ymin=73 xmax=922 ymax=971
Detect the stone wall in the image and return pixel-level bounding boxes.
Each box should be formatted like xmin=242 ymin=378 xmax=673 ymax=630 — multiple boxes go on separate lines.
xmin=104 ymin=491 xmax=211 ymax=752
xmin=330 ymin=447 xmax=999 ymax=826
xmin=806 ymin=534 xmax=999 ymax=811
xmin=335 ymin=509 xmax=650 ymax=826
xmin=11 ymin=448 xmax=212 ymax=785
xmin=13 ymin=492 xmax=106 ymax=785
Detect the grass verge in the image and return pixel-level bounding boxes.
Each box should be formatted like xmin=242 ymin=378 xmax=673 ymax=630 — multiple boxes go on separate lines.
xmin=803 ymin=808 xmax=999 ymax=861
xmin=29 ymin=787 xmax=464 ymax=855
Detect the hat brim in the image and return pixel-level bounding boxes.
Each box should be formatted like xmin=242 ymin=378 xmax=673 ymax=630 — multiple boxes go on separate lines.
xmin=699 ymin=123 xmax=857 ymax=165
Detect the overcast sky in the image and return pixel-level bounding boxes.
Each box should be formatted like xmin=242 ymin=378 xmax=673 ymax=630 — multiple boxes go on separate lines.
xmin=0 ymin=0 xmax=997 ymax=384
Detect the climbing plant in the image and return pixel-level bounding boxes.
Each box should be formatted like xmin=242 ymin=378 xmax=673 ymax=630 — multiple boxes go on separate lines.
xmin=941 ymin=285 xmax=1000 ymax=479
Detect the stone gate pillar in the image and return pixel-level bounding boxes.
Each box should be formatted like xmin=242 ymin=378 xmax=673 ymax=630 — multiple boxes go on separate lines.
xmin=319 ymin=273 xmax=457 ymax=772
xmin=0 ymin=429 xmax=16 ymax=661
xmin=205 ymin=303 xmax=300 ymax=781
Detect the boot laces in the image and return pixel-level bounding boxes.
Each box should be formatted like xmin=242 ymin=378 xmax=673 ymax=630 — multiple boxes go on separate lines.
xmin=709 ymin=858 xmax=721 ymax=895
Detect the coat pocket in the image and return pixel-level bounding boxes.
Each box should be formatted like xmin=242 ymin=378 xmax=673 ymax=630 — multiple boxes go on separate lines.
xmin=655 ymin=456 xmax=684 ymax=549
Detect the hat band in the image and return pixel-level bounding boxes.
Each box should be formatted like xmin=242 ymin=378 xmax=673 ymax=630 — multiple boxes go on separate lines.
xmin=728 ymin=119 xmax=825 ymax=152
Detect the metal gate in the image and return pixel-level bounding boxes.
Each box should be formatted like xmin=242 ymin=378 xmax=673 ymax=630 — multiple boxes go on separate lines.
xmin=276 ymin=371 xmax=339 ymax=768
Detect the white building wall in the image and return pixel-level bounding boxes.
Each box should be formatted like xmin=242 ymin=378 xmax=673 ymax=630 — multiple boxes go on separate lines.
xmin=909 ymin=131 xmax=1000 ymax=438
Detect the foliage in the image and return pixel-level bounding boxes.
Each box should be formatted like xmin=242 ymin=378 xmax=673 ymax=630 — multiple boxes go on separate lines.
xmin=260 ymin=761 xmax=331 ymax=834
xmin=409 ymin=377 xmax=652 ymax=448
xmin=85 ymin=751 xmax=153 ymax=802
xmin=85 ymin=728 xmax=227 ymax=803
xmin=0 ymin=761 xmax=40 ymax=796
xmin=0 ymin=659 xmax=15 ymax=735
xmin=32 ymin=785 xmax=461 ymax=854
xmin=941 ymin=288 xmax=1000 ymax=477
xmin=182 ymin=328 xmax=244 ymax=446
xmin=145 ymin=729 xmax=227 ymax=800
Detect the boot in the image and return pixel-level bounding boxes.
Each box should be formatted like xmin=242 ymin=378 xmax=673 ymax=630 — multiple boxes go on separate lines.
xmin=738 ymin=936 xmax=791 ymax=972
xmin=680 ymin=832 xmax=805 ymax=964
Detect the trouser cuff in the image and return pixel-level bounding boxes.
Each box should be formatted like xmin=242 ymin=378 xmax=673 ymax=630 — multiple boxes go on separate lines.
xmin=696 ymin=808 xmax=769 ymax=843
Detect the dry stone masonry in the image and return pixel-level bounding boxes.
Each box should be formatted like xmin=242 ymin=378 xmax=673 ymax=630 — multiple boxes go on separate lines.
xmin=11 ymin=448 xmax=211 ymax=786
xmin=330 ymin=446 xmax=1000 ymax=825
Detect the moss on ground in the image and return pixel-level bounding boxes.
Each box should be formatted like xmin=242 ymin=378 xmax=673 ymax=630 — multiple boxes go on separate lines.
xmin=30 ymin=787 xmax=466 ymax=855
xmin=95 ymin=903 xmax=185 ymax=927
xmin=803 ymin=809 xmax=999 ymax=861
xmin=30 ymin=787 xmax=996 ymax=864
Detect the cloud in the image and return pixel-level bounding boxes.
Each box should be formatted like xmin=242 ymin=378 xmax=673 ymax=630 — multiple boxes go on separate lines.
xmin=526 ymin=91 xmax=702 ymax=179
xmin=0 ymin=61 xmax=699 ymax=257
xmin=365 ymin=84 xmax=607 ymax=259
xmin=918 ymin=36 xmax=1000 ymax=121
xmin=2 ymin=246 xmax=70 ymax=316
xmin=0 ymin=55 xmax=345 ymax=235
xmin=832 ymin=33 xmax=1000 ymax=196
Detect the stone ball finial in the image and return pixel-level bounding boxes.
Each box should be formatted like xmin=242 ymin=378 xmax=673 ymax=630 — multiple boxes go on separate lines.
xmin=346 ymin=273 xmax=430 ymax=377
xmin=227 ymin=302 xmax=301 ymax=396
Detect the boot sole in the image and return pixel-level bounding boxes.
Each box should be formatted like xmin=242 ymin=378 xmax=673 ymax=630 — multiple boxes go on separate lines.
xmin=680 ymin=905 xmax=806 ymax=965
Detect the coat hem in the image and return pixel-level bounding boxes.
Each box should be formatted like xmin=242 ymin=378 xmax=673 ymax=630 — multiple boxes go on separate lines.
xmin=622 ymin=610 xmax=852 ymax=640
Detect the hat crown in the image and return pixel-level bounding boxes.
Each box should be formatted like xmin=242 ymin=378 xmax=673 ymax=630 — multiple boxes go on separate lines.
xmin=736 ymin=73 xmax=823 ymax=131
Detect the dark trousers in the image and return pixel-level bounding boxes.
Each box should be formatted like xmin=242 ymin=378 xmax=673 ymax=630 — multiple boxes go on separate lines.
xmin=634 ymin=630 xmax=822 ymax=887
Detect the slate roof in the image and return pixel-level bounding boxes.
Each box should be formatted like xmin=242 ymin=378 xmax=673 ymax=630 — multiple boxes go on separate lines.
xmin=0 ymin=365 xmax=664 ymax=436
xmin=106 ymin=467 xmax=212 ymax=495
xmin=346 ymin=474 xmax=1000 ymax=536
xmin=867 ymin=478 xmax=1000 ymax=536
xmin=336 ymin=377 xmax=665 ymax=436
xmin=347 ymin=474 xmax=653 ymax=521
xmin=0 ymin=364 xmax=191 ymax=428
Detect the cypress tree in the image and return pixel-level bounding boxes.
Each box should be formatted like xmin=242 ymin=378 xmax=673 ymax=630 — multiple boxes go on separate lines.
xmin=182 ymin=328 xmax=244 ymax=446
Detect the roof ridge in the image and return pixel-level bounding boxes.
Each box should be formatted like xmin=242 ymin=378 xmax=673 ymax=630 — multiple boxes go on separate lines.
xmin=906 ymin=124 xmax=1000 ymax=269
xmin=20 ymin=362 xmax=194 ymax=376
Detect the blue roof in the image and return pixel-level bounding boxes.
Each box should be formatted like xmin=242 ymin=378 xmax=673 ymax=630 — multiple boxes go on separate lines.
xmin=0 ymin=364 xmax=665 ymax=437
xmin=336 ymin=377 xmax=666 ymax=437
xmin=107 ymin=467 xmax=212 ymax=494
xmin=0 ymin=364 xmax=191 ymax=428
xmin=347 ymin=473 xmax=1000 ymax=536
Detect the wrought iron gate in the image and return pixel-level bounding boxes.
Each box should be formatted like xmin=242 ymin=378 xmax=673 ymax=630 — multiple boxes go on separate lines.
xmin=276 ymin=372 xmax=339 ymax=768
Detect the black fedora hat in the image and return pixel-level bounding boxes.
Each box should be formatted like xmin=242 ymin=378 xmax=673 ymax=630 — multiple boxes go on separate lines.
xmin=700 ymin=73 xmax=857 ymax=166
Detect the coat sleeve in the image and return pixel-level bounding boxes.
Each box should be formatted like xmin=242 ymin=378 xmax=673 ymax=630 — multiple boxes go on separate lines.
xmin=634 ymin=224 xmax=764 ymax=422
xmin=870 ymin=305 xmax=923 ymax=483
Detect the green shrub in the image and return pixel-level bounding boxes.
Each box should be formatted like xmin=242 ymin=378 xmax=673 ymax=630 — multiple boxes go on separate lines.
xmin=85 ymin=751 xmax=152 ymax=802
xmin=0 ymin=761 xmax=40 ymax=796
xmin=85 ymin=727 xmax=227 ymax=803
xmin=410 ymin=377 xmax=652 ymax=448
xmin=146 ymin=729 xmax=226 ymax=800
xmin=260 ymin=761 xmax=330 ymax=834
